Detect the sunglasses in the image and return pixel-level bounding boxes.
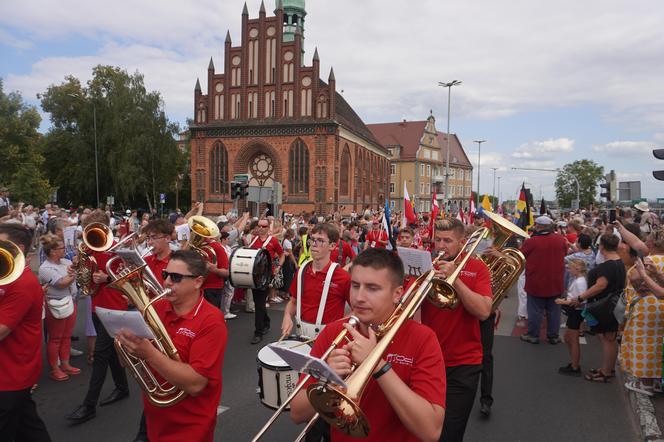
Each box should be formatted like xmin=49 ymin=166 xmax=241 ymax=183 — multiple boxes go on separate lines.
xmin=161 ymin=271 xmax=199 ymax=283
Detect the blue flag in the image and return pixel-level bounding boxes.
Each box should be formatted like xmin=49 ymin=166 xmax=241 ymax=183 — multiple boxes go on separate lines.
xmin=383 ymin=200 xmax=397 ymax=250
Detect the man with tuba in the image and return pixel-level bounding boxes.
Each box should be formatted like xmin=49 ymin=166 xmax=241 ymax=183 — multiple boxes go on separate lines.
xmin=281 ymin=223 xmax=351 ymax=340
xmin=67 ymin=210 xmax=130 ymax=425
xmin=117 ymin=249 xmax=227 ymax=442
xmin=0 ymin=224 xmax=52 ymax=442
xmin=291 ymin=248 xmax=446 ymax=441
xmin=421 ymin=217 xmax=492 ymax=442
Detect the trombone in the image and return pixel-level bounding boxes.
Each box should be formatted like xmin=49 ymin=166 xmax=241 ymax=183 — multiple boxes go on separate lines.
xmin=305 ymin=228 xmax=488 ymax=438
xmin=251 ymin=316 xmax=360 ymax=442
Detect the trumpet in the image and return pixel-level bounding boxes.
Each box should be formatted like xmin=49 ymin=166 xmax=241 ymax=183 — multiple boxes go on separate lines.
xmin=0 ymin=239 xmax=25 ymax=286
xmin=306 ymin=228 xmax=488 ymax=438
xmin=251 ymin=316 xmax=360 ymax=442
xmin=186 ymin=215 xmax=219 ymax=265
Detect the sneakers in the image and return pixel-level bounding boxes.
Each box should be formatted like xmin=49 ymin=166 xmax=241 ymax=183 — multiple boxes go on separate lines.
xmin=246 ymin=307 xmax=256 ymax=313
xmin=520 ymin=334 xmax=539 ymax=344
xmin=625 ymin=380 xmax=654 ymax=396
xmin=224 ymin=313 xmax=237 ymax=320
xmin=70 ymin=348 xmax=84 ymax=357
xmin=558 ymin=363 xmax=581 ymax=376
xmin=270 ymin=296 xmax=284 ymax=304
xmin=548 ymin=337 xmax=562 ymax=345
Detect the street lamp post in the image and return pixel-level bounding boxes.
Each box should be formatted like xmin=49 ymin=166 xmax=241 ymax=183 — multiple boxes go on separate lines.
xmin=497 ymin=176 xmax=501 ymax=205
xmin=438 ymin=80 xmax=462 ymax=210
xmin=69 ymin=93 xmax=100 ymax=207
xmin=474 ymin=139 xmax=486 ymax=208
xmin=491 ymin=167 xmax=498 ymax=208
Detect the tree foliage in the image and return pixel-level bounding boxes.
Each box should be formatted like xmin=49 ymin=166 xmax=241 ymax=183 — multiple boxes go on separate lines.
xmin=555 ymin=159 xmax=604 ymax=208
xmin=39 ymin=66 xmax=185 ymax=209
xmin=0 ymin=79 xmax=52 ymax=204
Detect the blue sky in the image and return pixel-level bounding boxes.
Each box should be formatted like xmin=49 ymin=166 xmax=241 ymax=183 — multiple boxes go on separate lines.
xmin=2 ymin=0 xmax=662 ymax=201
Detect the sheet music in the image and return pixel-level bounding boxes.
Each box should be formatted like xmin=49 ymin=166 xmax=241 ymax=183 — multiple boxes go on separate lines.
xmin=397 ymin=247 xmax=433 ymax=278
xmin=95 ymin=307 xmax=156 ymax=339
xmin=268 ymin=344 xmax=347 ymax=388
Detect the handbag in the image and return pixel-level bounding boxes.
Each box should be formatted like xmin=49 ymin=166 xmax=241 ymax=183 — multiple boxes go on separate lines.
xmin=47 ymin=296 xmax=74 ymax=319
xmin=585 ymin=291 xmax=621 ymax=326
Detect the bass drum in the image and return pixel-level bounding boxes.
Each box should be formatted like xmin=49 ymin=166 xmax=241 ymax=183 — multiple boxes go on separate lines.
xmin=256 ymin=339 xmax=312 ymax=410
xmin=229 ymin=247 xmax=272 ymax=290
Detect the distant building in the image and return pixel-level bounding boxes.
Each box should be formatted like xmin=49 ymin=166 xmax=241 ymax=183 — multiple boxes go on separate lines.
xmin=367 ymin=113 xmax=473 ymax=213
xmin=189 ymin=0 xmax=389 ymax=216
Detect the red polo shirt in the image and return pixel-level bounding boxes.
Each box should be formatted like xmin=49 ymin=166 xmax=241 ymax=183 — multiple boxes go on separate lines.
xmin=143 ymin=296 xmax=227 ymax=442
xmin=91 ymin=249 xmax=128 ymax=311
xmin=145 ymin=252 xmax=170 ymax=287
xmin=201 ymin=241 xmax=228 ymax=290
xmin=250 ymin=236 xmax=283 ymax=262
xmin=366 ymin=230 xmax=388 ymax=249
xmin=289 ymin=261 xmax=351 ymax=324
xmin=421 ymin=256 xmax=492 ymax=367
xmin=329 ymin=240 xmax=356 ymax=266
xmin=304 ymin=319 xmax=446 ymax=441
xmin=520 ymin=232 xmax=568 ymax=297
xmin=0 ymin=268 xmax=44 ymax=390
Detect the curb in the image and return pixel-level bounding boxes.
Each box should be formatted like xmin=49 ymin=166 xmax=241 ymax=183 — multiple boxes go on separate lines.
xmin=624 ymin=373 xmax=664 ymax=441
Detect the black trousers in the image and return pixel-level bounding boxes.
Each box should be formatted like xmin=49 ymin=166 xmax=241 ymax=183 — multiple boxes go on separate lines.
xmin=83 ymin=313 xmax=129 ymax=407
xmin=252 ymin=288 xmax=270 ymax=336
xmin=479 ymin=312 xmax=495 ymax=407
xmin=440 ymin=364 xmax=482 ymax=442
xmin=203 ymin=288 xmax=223 ymax=309
xmin=0 ymin=388 xmax=51 ymax=442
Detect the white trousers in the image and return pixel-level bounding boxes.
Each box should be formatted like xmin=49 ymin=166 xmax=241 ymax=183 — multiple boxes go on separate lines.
xmin=517 ymin=273 xmax=528 ymax=319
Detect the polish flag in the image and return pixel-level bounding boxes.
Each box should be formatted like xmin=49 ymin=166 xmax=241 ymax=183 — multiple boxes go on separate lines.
xmin=429 ymin=193 xmax=440 ymax=241
xmin=457 ymin=206 xmax=466 ymax=224
xmin=403 ymin=182 xmax=417 ymax=226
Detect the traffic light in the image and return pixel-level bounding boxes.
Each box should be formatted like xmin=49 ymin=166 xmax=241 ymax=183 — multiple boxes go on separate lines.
xmin=600 ymin=170 xmax=616 ymax=202
xmin=230 ymin=181 xmax=239 ymax=199
xmin=654 ymin=149 xmax=664 ymax=181
xmin=239 ymin=182 xmax=249 ymax=199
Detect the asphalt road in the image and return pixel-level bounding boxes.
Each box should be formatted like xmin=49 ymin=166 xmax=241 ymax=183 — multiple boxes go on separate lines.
xmin=31 ymin=271 xmax=640 ymax=441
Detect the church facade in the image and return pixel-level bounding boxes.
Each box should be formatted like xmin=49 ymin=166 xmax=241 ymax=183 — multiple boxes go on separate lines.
xmin=190 ymin=0 xmax=389 ymax=216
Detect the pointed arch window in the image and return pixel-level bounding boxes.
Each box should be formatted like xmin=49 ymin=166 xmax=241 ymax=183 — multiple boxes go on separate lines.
xmin=289 ymin=139 xmax=309 ymax=195
xmin=340 ymin=145 xmax=351 ymax=196
xmin=210 ymin=142 xmax=228 ymax=194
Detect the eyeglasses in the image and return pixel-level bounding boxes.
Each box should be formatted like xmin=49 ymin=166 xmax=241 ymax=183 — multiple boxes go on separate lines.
xmin=258 ymin=224 xmax=269 ymax=228
xmin=161 ymin=271 xmax=199 ymax=283
xmin=310 ymin=237 xmax=329 ymax=246
xmin=147 ymin=235 xmax=168 ymax=241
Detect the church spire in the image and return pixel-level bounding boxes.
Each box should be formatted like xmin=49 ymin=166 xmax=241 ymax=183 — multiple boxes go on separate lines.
xmin=208 ymin=57 xmax=214 ymax=71
xmin=225 ymin=30 xmax=231 ymax=44
xmin=242 ymin=2 xmax=248 ymax=15
xmin=194 ymin=78 xmax=201 ymax=92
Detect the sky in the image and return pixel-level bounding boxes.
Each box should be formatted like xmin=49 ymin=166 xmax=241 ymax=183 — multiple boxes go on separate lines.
xmin=1 ymin=0 xmax=663 ymax=202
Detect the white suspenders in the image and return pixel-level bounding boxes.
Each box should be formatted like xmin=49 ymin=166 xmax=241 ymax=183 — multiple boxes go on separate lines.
xmin=249 ymin=235 xmax=272 ymax=249
xmin=295 ymin=261 xmax=339 ymax=339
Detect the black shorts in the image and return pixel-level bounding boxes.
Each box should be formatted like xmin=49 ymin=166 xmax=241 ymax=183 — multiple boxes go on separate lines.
xmin=565 ymin=309 xmax=584 ymax=330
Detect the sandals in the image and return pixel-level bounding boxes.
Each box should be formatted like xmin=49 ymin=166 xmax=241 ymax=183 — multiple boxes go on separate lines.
xmin=625 ymin=380 xmax=654 ymax=396
xmin=49 ymin=369 xmax=70 ymax=382
xmin=61 ymin=365 xmax=81 ymax=375
xmin=584 ymin=370 xmax=612 ymax=383
xmin=589 ymin=368 xmax=616 ymax=378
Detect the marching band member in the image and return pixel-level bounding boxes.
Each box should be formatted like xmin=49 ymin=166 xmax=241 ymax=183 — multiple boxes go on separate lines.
xmin=281 ymin=223 xmax=351 ymax=339
xmin=421 ymin=218 xmax=492 ymax=442
xmin=249 ymin=218 xmax=284 ymax=345
xmin=0 ymin=224 xmax=51 ymax=441
xmin=117 ymin=250 xmax=227 ymax=442
xmin=67 ymin=211 xmax=130 ymax=425
xmin=363 ymin=221 xmax=388 ymax=250
xmin=291 ymin=248 xmax=446 ymax=442
xmin=199 ymin=229 xmax=229 ymax=310
xmin=143 ymin=219 xmax=174 ymax=287
xmin=329 ymin=227 xmax=356 ymax=269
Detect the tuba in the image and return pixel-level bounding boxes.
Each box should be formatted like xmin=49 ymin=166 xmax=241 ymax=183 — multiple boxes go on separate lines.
xmin=106 ymin=251 xmax=186 ymax=407
xmin=74 ymin=222 xmax=114 ymax=297
xmin=481 ymin=211 xmax=529 ymax=311
xmin=0 ymin=239 xmax=25 ymax=286
xmin=305 ymin=228 xmax=488 ymax=438
xmin=186 ymin=215 xmax=219 ymax=265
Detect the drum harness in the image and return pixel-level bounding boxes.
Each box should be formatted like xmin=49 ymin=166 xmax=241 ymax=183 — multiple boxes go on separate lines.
xmin=295 ymin=260 xmax=339 ymax=339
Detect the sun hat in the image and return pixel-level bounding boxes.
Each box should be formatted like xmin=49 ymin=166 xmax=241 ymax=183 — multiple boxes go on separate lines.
xmin=634 ymin=201 xmax=650 ymax=212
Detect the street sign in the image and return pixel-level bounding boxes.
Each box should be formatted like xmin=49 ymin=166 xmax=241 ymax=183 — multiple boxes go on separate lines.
xmin=571 ymin=199 xmax=579 ymax=210
xmin=106 ymin=195 xmax=115 ymax=206
xmin=159 ymin=193 xmax=166 ymax=203
xmin=234 ymin=174 xmax=249 ymax=184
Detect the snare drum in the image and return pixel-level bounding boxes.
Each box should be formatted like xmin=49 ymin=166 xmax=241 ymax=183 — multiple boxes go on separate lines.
xmin=229 ymin=247 xmax=271 ymax=289
xmin=256 ymin=339 xmax=312 ymax=409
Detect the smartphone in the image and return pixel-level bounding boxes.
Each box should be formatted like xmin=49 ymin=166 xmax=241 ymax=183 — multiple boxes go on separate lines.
xmin=609 ymin=209 xmax=616 ymax=223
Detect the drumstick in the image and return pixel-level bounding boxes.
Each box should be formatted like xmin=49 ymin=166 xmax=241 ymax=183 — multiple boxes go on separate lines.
xmin=277 ymin=333 xmax=288 ymax=343
xmin=287 ymin=337 xmax=316 ymax=348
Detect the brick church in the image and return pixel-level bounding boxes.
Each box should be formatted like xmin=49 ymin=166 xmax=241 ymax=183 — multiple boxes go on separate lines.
xmin=190 ymin=0 xmax=389 ymax=216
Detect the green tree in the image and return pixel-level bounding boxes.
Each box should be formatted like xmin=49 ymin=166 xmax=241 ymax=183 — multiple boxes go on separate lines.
xmin=555 ymin=159 xmax=604 ymax=208
xmin=0 ymin=79 xmax=52 ymax=204
xmin=39 ymin=66 xmax=184 ymax=209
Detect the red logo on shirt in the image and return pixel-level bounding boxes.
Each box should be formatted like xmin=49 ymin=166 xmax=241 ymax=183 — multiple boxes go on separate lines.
xmin=176 ymin=327 xmax=196 ymax=338
xmin=385 ymin=353 xmax=413 ymax=366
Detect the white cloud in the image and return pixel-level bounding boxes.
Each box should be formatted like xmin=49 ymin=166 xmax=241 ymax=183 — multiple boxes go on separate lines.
xmin=0 ymin=28 xmax=33 ymax=50
xmin=512 ymin=138 xmax=575 ymax=159
xmin=592 ymin=141 xmax=653 ymax=154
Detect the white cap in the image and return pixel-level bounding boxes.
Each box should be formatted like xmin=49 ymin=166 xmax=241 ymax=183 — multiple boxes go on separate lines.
xmin=535 ymin=215 xmax=553 ymax=225
xmin=126 ymin=209 xmax=131 ymax=215
xmin=218 ymin=215 xmax=228 ymax=223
